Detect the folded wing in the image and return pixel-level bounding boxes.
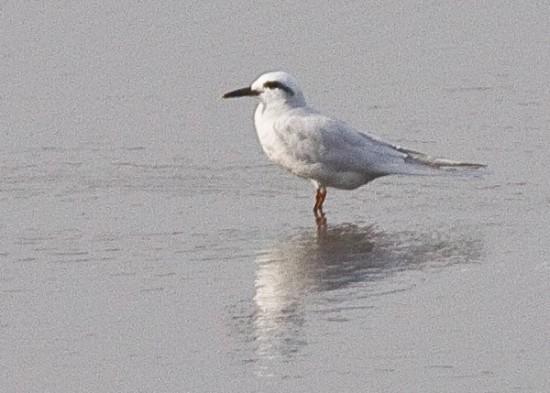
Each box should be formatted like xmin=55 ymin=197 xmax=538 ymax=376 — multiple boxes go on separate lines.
xmin=280 ymin=110 xmax=485 ymax=177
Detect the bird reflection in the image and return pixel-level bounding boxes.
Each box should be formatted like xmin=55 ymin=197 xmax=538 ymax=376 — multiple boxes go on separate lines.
xmin=246 ymin=223 xmax=482 ymax=363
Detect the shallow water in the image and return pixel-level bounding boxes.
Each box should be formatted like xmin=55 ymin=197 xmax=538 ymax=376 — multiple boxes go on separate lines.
xmin=1 ymin=1 xmax=549 ymax=392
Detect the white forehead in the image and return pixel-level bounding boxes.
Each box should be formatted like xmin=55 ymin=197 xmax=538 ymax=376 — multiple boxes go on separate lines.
xmin=251 ymin=71 xmax=299 ymax=90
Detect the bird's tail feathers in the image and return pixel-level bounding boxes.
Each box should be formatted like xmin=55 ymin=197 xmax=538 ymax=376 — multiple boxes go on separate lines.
xmin=399 ymin=147 xmax=486 ymax=170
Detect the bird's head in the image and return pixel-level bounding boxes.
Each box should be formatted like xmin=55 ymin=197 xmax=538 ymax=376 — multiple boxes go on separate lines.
xmin=222 ymin=71 xmax=306 ymax=107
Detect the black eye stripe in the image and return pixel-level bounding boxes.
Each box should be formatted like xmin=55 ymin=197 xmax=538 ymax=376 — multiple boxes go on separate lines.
xmin=263 ymin=81 xmax=294 ymax=96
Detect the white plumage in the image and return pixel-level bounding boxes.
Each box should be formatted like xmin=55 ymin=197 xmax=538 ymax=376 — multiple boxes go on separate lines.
xmin=223 ymin=71 xmax=484 ymax=216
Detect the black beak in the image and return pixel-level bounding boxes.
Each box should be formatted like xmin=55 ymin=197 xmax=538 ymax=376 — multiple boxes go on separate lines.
xmin=222 ymin=87 xmax=259 ymax=99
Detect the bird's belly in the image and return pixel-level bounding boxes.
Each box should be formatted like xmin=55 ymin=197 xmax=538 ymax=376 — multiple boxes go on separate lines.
xmin=313 ymin=170 xmax=378 ymax=190
xmin=268 ymin=152 xmax=376 ymax=190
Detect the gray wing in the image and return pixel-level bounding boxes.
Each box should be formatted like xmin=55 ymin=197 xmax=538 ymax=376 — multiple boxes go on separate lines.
xmin=279 ymin=111 xmax=484 ymax=175
xmin=278 ymin=111 xmax=419 ymax=176
xmin=317 ymin=118 xmax=415 ymax=175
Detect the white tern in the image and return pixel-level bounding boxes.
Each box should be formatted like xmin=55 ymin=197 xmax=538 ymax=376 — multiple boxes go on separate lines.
xmin=223 ymin=71 xmax=484 ymax=217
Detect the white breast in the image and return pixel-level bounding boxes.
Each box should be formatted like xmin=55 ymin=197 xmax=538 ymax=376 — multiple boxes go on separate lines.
xmin=254 ymin=103 xmax=286 ymax=162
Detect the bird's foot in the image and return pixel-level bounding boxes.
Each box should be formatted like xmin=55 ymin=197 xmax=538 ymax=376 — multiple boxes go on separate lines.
xmin=314 ymin=207 xmax=327 ymax=228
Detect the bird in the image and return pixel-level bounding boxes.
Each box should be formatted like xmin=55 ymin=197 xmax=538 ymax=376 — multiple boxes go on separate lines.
xmin=222 ymin=71 xmax=484 ymax=218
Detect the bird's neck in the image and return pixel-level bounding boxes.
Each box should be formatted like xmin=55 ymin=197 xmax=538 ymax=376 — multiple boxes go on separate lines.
xmin=259 ymin=96 xmax=306 ymax=114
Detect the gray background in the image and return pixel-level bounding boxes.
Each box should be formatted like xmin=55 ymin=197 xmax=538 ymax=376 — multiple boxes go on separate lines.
xmin=1 ymin=1 xmax=549 ymax=392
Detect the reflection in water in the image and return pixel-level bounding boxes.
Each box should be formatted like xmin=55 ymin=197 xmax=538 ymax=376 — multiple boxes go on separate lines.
xmin=233 ymin=223 xmax=483 ymax=368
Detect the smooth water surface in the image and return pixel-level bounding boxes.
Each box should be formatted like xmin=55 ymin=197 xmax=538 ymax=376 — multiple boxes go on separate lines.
xmin=1 ymin=1 xmax=549 ymax=392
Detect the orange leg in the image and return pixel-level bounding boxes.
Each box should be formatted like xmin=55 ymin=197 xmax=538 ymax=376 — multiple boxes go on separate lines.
xmin=313 ymin=186 xmax=327 ymax=215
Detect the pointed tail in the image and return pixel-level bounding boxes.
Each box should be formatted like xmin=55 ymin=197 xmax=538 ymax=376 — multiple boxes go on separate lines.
xmin=398 ymin=147 xmax=486 ymax=170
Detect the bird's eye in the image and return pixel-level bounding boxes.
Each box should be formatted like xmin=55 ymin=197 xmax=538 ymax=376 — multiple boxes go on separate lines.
xmin=263 ymin=81 xmax=294 ymax=96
